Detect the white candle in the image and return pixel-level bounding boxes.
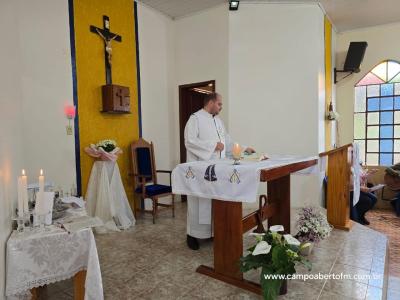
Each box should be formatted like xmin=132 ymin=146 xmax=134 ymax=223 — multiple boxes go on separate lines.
xmin=37 ymin=169 xmax=45 ymax=215
xmin=232 ymin=143 xmax=242 ymax=159
xmin=21 ymin=169 xmax=28 ymax=214
xmin=17 ymin=170 xmax=24 ymax=217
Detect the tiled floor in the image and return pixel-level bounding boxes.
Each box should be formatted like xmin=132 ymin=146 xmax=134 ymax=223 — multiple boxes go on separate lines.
xmin=39 ymin=202 xmax=391 ymax=300
xmin=366 ymin=209 xmax=400 ymax=300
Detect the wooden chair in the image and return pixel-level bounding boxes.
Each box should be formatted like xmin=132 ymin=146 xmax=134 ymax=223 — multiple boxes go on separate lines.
xmin=131 ymin=138 xmax=175 ymax=223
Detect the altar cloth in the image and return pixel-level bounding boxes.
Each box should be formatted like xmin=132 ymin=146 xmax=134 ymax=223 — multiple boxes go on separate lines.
xmin=172 ymin=155 xmax=319 ymax=203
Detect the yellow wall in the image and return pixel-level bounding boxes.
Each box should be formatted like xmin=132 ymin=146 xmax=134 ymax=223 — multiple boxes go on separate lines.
xmin=324 ymin=16 xmax=333 ymax=151
xmin=73 ymin=0 xmax=139 ymax=204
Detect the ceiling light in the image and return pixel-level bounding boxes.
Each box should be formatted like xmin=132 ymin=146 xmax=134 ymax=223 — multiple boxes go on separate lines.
xmin=229 ymin=1 xmax=240 ymax=11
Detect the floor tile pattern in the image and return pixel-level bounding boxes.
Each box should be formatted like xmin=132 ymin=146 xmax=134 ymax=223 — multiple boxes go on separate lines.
xmin=38 ymin=203 xmax=390 ymax=299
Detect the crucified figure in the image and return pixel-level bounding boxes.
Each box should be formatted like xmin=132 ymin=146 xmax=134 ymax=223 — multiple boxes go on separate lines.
xmin=95 ymin=28 xmax=119 ymax=66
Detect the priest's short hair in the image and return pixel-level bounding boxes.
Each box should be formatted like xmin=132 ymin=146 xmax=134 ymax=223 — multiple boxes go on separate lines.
xmin=204 ymin=92 xmax=220 ymax=106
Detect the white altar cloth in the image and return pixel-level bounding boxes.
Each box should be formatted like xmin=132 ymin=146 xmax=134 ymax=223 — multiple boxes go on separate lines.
xmin=6 ymin=226 xmax=103 ymax=300
xmin=86 ymin=161 xmax=135 ymax=232
xmin=172 ymin=155 xmax=318 ymax=203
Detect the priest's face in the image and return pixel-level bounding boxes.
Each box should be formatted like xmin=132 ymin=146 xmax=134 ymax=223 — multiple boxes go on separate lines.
xmin=211 ymin=96 xmax=223 ymax=115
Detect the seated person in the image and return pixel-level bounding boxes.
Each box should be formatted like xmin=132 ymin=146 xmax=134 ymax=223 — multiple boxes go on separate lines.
xmin=349 ymin=165 xmax=378 ymax=225
xmin=384 ymin=163 xmax=400 ymax=216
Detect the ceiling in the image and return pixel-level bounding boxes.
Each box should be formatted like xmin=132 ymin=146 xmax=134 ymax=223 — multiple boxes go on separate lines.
xmin=138 ymin=0 xmax=400 ymax=32
xmin=319 ymin=0 xmax=400 ymax=32
xmin=138 ymin=0 xmax=226 ymax=19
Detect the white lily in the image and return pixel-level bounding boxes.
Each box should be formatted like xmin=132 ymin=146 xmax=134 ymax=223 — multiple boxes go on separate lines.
xmin=283 ymin=234 xmax=301 ymax=246
xmin=252 ymin=241 xmax=271 ymax=256
xmin=269 ymin=225 xmax=284 ymax=232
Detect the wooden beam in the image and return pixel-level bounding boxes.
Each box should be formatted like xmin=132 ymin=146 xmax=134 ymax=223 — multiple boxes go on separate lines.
xmin=319 ymin=143 xmax=352 ymax=157
xmin=242 ymin=202 xmax=277 ymax=233
xmin=213 ymin=200 xmax=243 ymax=279
xmin=196 ymin=265 xmax=262 ymax=295
xmin=260 ymin=159 xmax=318 ymax=182
xmin=267 ymin=175 xmax=291 ymax=234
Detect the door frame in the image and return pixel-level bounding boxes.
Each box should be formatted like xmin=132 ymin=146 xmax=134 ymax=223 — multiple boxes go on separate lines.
xmin=179 ymin=80 xmax=216 ymax=164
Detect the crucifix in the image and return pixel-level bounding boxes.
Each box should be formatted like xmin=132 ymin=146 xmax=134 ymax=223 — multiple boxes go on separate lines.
xmin=90 ymin=15 xmax=122 ymax=85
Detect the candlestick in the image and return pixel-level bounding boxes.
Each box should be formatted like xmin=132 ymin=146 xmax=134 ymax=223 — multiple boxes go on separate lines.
xmin=37 ymin=169 xmax=45 ymax=215
xmin=21 ymin=169 xmax=28 ymax=214
xmin=17 ymin=170 xmax=24 ymax=217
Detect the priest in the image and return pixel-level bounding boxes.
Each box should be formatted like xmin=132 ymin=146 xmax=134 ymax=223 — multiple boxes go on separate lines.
xmin=184 ymin=92 xmax=255 ymax=250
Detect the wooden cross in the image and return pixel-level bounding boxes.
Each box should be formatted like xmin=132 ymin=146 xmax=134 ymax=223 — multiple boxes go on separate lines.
xmin=116 ymin=89 xmax=124 ymax=106
xmin=90 ymin=15 xmax=122 ymax=85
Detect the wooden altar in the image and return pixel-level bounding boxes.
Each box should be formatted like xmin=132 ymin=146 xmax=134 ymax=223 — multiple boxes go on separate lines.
xmin=196 ymin=159 xmax=318 ymax=295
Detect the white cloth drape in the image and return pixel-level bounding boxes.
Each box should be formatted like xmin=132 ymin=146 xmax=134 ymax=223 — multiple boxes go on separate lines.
xmin=6 ymin=227 xmax=103 ymax=300
xmin=86 ymin=161 xmax=135 ymax=232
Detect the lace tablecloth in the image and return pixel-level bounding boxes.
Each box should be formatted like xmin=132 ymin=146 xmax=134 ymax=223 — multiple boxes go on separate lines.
xmin=6 ymin=226 xmax=103 ymax=300
xmin=86 ymin=161 xmax=135 ymax=232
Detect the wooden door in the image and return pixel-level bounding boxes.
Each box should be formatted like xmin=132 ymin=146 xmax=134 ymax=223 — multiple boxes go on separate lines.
xmin=179 ymin=81 xmax=215 ymax=164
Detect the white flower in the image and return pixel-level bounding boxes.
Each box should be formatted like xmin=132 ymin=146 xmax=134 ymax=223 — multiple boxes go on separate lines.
xmin=252 ymin=241 xmax=271 ymax=256
xmin=283 ymin=234 xmax=301 ymax=246
xmin=269 ymin=225 xmax=284 ymax=232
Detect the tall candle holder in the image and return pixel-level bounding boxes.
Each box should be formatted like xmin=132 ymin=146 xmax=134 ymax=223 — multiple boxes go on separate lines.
xmin=233 ymin=156 xmax=241 ymax=165
xmin=23 ymin=212 xmax=32 ymax=229
xmin=13 ymin=215 xmax=26 ymax=233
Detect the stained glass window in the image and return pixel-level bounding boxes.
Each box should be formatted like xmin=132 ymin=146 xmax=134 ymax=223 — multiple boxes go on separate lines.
xmin=354 ymin=60 xmax=400 ymax=166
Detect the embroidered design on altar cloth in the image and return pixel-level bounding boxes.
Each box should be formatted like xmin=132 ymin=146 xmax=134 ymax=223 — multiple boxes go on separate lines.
xmin=204 ymin=164 xmax=217 ymax=182
xmin=185 ymin=167 xmax=195 ymax=179
xmin=229 ymin=169 xmax=241 ymax=184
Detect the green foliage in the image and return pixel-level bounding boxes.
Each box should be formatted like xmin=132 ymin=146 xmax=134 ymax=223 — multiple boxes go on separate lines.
xmin=99 ymin=143 xmax=115 ymax=152
xmin=240 ymin=231 xmax=312 ymax=300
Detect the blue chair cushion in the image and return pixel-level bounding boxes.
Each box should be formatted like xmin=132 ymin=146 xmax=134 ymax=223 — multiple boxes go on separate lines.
xmin=135 ymin=184 xmax=172 ymax=197
xmin=136 ymin=148 xmax=153 ymax=182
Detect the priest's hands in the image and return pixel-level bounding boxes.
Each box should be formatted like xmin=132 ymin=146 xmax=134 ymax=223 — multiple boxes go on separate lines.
xmin=244 ymin=147 xmax=256 ymax=154
xmin=215 ymin=142 xmax=225 ymax=152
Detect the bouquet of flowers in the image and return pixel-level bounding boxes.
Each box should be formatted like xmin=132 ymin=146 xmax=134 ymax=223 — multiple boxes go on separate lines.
xmin=84 ymin=139 xmax=122 ymax=161
xmin=240 ymin=225 xmax=311 ymax=300
xmin=295 ymin=207 xmax=333 ymax=244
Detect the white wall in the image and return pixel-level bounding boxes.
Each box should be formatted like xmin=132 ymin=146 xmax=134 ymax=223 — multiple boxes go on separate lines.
xmin=137 ymin=3 xmax=176 ymax=172
xmin=16 ymin=0 xmax=76 ymax=192
xmin=173 ymin=4 xmax=229 ymax=164
xmin=228 ymin=3 xmax=326 ymax=207
xmin=0 ymin=0 xmax=75 ymax=294
xmin=139 ymin=2 xmax=327 ymax=207
xmin=337 ymin=22 xmax=400 ymax=145
xmin=0 ymin=1 xmax=25 ymax=296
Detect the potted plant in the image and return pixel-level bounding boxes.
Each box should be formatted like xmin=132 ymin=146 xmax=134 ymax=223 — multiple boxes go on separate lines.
xmin=240 ymin=225 xmax=312 ymax=300
xmin=295 ymin=207 xmax=333 ymax=255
